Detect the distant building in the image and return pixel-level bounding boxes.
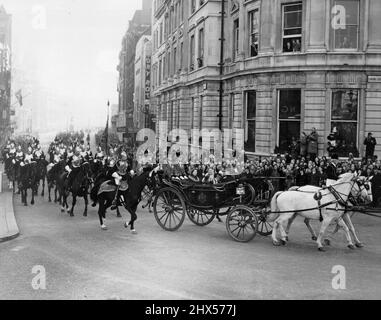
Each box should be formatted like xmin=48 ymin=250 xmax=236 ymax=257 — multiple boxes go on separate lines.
xmin=116 ymin=0 xmax=152 ymax=143
xmin=151 ymin=0 xmax=381 ymax=158
xmin=134 ymin=35 xmax=154 ymax=131
xmin=0 ymin=5 xmax=11 ymax=145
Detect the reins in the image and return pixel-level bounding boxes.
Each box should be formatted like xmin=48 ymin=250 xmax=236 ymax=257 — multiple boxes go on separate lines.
xmin=273 ymin=179 xmax=357 ymax=216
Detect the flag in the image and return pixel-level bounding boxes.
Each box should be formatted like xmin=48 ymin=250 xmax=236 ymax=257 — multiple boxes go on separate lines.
xmin=104 ymin=101 xmax=110 ymax=154
xmin=15 ymin=89 xmax=23 ymax=106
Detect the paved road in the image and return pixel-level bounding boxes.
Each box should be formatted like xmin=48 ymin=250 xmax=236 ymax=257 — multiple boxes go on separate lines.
xmin=1 ymin=189 xmax=381 ymax=300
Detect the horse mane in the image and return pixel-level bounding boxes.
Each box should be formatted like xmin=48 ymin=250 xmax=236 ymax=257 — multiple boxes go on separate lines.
xmin=337 ymin=172 xmax=355 ymax=181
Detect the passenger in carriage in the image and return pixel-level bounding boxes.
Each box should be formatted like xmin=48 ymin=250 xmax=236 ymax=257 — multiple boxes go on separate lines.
xmin=188 ymin=168 xmax=201 ymax=183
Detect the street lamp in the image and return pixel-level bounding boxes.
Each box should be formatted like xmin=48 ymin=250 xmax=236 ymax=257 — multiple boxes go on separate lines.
xmin=105 ymin=100 xmax=110 ymax=155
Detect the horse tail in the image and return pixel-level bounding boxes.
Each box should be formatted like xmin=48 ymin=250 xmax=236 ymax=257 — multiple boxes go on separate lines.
xmin=90 ymin=185 xmax=98 ymax=204
xmin=268 ymin=191 xmax=283 ymax=222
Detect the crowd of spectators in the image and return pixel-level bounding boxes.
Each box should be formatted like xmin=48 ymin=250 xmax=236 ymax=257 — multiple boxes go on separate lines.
xmin=160 ymin=152 xmax=379 ymax=187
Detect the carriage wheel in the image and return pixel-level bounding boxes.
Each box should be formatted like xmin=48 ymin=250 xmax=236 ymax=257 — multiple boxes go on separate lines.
xmin=187 ymin=208 xmax=215 ymax=226
xmin=153 ymin=188 xmax=186 ymax=231
xmin=254 ymin=207 xmax=274 ymax=236
xmin=141 ymin=186 xmax=153 ymax=205
xmin=242 ymin=183 xmax=255 ymax=205
xmin=226 ymin=205 xmax=258 ymax=243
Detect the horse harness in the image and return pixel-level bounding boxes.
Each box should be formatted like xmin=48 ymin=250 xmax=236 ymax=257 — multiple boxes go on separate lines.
xmin=286 ymin=180 xmax=357 ymax=219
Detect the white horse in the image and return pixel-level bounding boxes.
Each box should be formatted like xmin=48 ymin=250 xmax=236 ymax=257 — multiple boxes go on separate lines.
xmin=269 ymin=173 xmax=359 ymax=251
xmin=286 ymin=176 xmax=373 ymax=248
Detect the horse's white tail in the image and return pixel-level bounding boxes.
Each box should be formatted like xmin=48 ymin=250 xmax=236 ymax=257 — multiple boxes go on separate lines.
xmin=268 ymin=191 xmax=283 ymax=222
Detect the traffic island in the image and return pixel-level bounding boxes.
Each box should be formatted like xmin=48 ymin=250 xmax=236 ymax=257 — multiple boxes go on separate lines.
xmin=0 ymin=167 xmax=20 ymax=243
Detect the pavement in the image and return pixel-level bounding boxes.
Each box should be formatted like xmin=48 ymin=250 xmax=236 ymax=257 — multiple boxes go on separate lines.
xmin=0 ymin=164 xmax=19 ymax=243
xmin=0 ymin=184 xmax=381 ymax=300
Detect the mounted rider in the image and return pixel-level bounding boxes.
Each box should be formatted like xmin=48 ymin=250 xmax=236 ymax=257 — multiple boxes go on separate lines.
xmin=111 ymin=151 xmax=131 ymax=210
xmin=65 ymin=147 xmax=83 ymax=192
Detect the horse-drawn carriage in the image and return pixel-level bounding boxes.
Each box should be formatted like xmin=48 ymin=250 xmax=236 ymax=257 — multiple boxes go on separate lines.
xmin=151 ymin=173 xmax=276 ymax=242
xmin=150 ymin=170 xmax=381 ymax=251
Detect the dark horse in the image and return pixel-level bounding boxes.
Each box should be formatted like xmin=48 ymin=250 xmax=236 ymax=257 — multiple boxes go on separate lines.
xmin=18 ymin=162 xmax=39 ymax=206
xmin=90 ymin=164 xmax=123 ymax=218
xmin=35 ymin=158 xmax=49 ymax=197
xmin=93 ymin=166 xmax=159 ymax=232
xmin=57 ymin=162 xmax=92 ymax=217
xmin=47 ymin=160 xmax=65 ymax=203
xmin=4 ymin=157 xmax=18 ymax=192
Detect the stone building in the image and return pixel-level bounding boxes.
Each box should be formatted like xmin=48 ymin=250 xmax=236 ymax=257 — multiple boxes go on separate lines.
xmin=0 ymin=5 xmax=11 ymax=146
xmin=151 ymin=0 xmax=381 ymax=158
xmin=116 ymin=0 xmax=152 ymax=143
xmin=134 ymin=35 xmax=155 ymax=131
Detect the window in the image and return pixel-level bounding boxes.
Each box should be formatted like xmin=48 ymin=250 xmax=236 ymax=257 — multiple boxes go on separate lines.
xmin=159 ymin=23 xmax=163 ymax=44
xmin=158 ymin=58 xmax=162 ymax=85
xmin=168 ymin=102 xmax=174 ymax=131
xmin=233 ymin=19 xmax=239 ymax=61
xmin=278 ymin=90 xmax=301 ymax=153
xmin=181 ymin=0 xmax=184 ymax=23
xmin=282 ymin=3 xmax=302 ymax=53
xmin=191 ymin=0 xmax=196 ymax=14
xmin=249 ymin=10 xmax=259 ymax=57
xmin=191 ymin=97 xmax=195 ymax=129
xmin=180 ymin=42 xmax=184 ymax=71
xmin=198 ymin=28 xmax=205 ymax=68
xmin=245 ymin=91 xmax=256 ymax=152
xmin=331 ymin=90 xmax=359 ymax=156
xmin=176 ymin=101 xmax=180 ymax=128
xmin=228 ymin=93 xmax=234 ymax=130
xmin=332 ymin=0 xmax=360 ymax=50
xmin=170 ymin=6 xmax=175 ymax=33
xmin=162 ymin=103 xmax=167 ymax=121
xmin=173 ymin=47 xmax=177 ymax=74
xmin=199 ymin=96 xmax=203 ymax=129
xmin=163 ymin=55 xmax=166 ymax=79
xmin=190 ymin=35 xmax=195 ymax=71
xmin=168 ymin=51 xmax=171 ymax=77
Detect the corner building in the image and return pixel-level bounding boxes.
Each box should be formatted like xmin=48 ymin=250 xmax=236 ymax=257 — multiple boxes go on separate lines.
xmin=151 ymin=0 xmax=381 ymax=158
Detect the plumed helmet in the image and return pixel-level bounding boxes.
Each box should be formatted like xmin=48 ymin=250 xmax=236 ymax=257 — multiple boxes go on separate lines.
xmin=72 ymin=156 xmax=81 ymax=167
xmin=118 ymin=162 xmax=128 ymax=175
xmin=121 ymin=151 xmax=127 ymax=161
xmin=108 ymin=159 xmax=116 ymax=167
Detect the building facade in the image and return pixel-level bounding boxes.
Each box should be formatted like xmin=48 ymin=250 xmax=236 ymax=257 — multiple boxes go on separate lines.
xmin=134 ymin=35 xmax=155 ymax=131
xmin=151 ymin=0 xmax=381 ymax=158
xmin=0 ymin=5 xmax=11 ymax=146
xmin=116 ymin=0 xmax=152 ymax=143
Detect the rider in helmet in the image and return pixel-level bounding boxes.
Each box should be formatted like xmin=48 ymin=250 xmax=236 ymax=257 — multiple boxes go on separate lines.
xmin=16 ymin=145 xmax=24 ymax=162
xmin=66 ymin=149 xmax=82 ymax=192
xmin=110 ymin=156 xmax=130 ymax=210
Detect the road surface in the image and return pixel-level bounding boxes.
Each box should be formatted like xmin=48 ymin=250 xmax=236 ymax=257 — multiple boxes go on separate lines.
xmin=1 ymin=190 xmax=381 ymax=300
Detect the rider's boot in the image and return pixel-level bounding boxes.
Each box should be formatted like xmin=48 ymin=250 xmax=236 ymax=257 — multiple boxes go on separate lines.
xmin=111 ymin=186 xmax=120 ymax=211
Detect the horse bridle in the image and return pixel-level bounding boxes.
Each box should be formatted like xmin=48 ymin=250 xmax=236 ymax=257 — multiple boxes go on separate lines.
xmin=326 ymin=178 xmax=358 ymax=207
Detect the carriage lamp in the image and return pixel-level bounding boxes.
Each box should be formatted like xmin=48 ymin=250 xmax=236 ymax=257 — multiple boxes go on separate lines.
xmin=236 ymin=184 xmax=246 ymax=196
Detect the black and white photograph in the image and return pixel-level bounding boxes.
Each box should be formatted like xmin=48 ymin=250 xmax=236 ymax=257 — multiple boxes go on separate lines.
xmin=0 ymin=0 xmax=381 ymax=305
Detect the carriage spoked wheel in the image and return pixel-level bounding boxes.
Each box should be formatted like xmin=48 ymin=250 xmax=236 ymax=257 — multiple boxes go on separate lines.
xmin=226 ymin=205 xmax=258 ymax=243
xmin=242 ymin=183 xmax=255 ymax=205
xmin=187 ymin=208 xmax=216 ymax=226
xmin=253 ymin=207 xmax=274 ymax=236
xmin=153 ymin=187 xmax=186 ymax=231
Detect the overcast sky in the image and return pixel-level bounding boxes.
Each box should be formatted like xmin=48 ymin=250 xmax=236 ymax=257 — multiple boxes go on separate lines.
xmin=2 ymin=0 xmax=142 ymax=132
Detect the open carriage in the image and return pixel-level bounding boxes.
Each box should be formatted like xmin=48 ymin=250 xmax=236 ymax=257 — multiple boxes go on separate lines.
xmin=151 ymin=173 xmax=277 ymax=242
